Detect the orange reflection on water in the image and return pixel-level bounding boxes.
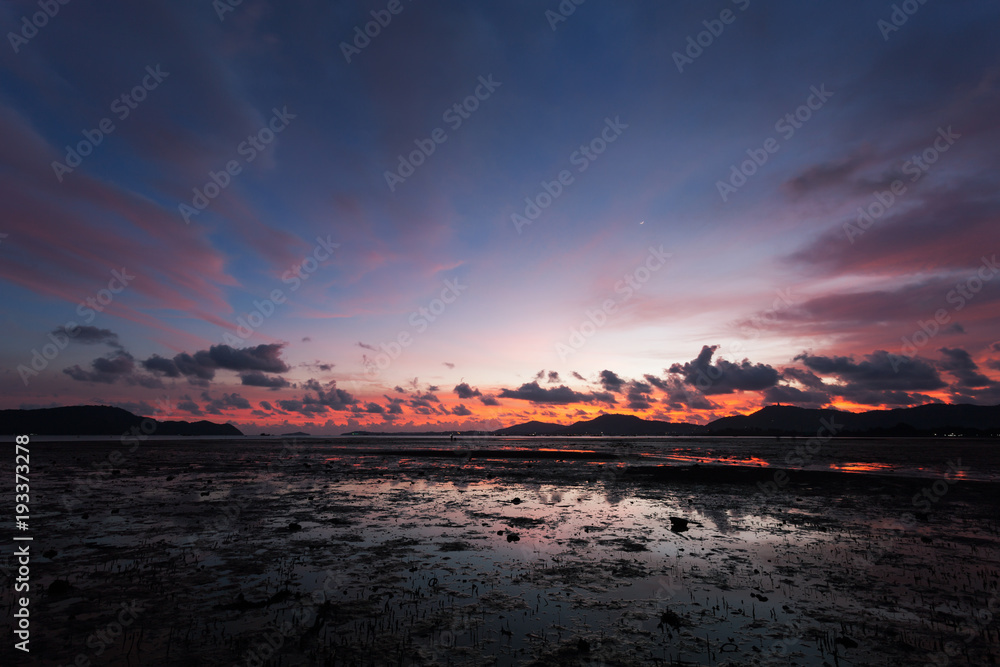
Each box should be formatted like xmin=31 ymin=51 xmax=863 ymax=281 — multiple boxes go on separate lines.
xmin=535 ymin=448 xmax=597 ymax=454
xmin=827 ymin=462 xmax=894 ymax=473
xmin=660 ymin=453 xmax=771 ymax=467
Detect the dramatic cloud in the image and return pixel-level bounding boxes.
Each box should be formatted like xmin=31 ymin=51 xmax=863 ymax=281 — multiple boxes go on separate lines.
xmin=177 ymin=397 xmax=202 ymax=415
xmin=795 ymin=350 xmax=945 ymax=391
xmin=201 ymin=391 xmax=251 ymax=415
xmin=240 ymin=372 xmax=290 ymax=390
xmin=499 ymin=382 xmax=609 ymax=405
xmin=300 ymin=379 xmax=357 ymax=411
xmin=143 ymin=344 xmax=290 ymax=382
xmin=52 ymin=325 xmax=121 ymax=348
xmin=764 ymin=385 xmax=831 ymax=407
xmin=938 ymin=348 xmax=993 ymax=388
xmin=625 ymin=380 xmax=655 ymax=411
xmin=208 ymin=344 xmax=290 ymax=373
xmin=643 ymin=374 xmax=669 ymax=391
xmin=479 ymin=394 xmax=500 ymax=406
xmin=454 ymin=382 xmax=482 ymax=399
xmin=64 ymin=352 xmax=162 ymax=387
xmin=547 ymin=371 xmax=560 ymax=383
xmin=599 ymin=370 xmax=625 ymax=393
xmin=780 ymin=367 xmax=828 ymax=389
xmin=277 ymin=400 xmax=327 ymax=415
xmin=784 ymin=148 xmax=873 ymax=197
xmin=669 ymin=346 xmax=780 ymax=395
xmin=452 ymin=404 xmax=473 ymax=416
xmin=654 ymin=376 xmax=718 ymax=411
xmin=142 ymin=354 xmax=183 ymax=377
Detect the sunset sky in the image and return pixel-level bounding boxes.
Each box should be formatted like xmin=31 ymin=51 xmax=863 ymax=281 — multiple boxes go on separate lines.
xmin=2 ymin=0 xmax=999 ymax=433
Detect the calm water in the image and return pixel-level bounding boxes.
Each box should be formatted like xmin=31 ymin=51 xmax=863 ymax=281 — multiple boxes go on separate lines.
xmin=34 ymin=434 xmax=996 ymax=480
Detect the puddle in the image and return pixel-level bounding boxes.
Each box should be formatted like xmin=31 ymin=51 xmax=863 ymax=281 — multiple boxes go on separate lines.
xmin=2 ymin=439 xmax=998 ymax=665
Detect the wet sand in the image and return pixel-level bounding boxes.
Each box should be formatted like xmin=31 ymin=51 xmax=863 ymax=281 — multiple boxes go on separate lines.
xmin=3 ymin=437 xmax=999 ymax=666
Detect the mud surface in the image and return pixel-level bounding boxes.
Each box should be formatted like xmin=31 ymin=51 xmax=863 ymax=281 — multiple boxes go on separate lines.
xmin=2 ymin=437 xmax=999 ymax=666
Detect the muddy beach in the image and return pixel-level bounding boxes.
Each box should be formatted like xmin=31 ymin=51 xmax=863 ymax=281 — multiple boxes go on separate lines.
xmin=3 ymin=437 xmax=999 ymax=666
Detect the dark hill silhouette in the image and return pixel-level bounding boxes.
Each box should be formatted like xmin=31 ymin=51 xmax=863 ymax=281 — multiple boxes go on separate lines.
xmin=706 ymin=403 xmax=1000 ymax=436
xmin=0 ymin=405 xmax=242 ymax=436
xmin=493 ymin=403 xmax=1000 ymax=437
xmin=495 ymin=413 xmax=702 ymax=436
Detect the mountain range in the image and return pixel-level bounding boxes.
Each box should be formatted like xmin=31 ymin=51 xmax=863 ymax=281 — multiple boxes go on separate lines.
xmin=493 ymin=403 xmax=1000 ymax=437
xmin=2 ymin=403 xmax=998 ymax=438
xmin=0 ymin=405 xmax=242 ymax=436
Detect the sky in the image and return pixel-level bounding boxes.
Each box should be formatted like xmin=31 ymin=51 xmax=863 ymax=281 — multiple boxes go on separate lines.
xmin=1 ymin=0 xmax=999 ymax=434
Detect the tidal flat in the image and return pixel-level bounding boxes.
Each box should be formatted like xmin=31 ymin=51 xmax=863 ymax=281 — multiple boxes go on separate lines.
xmin=3 ymin=436 xmax=999 ymax=666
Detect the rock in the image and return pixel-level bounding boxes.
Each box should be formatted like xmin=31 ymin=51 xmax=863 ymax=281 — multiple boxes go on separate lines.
xmin=506 ymin=533 xmax=520 ymax=542
xmin=657 ymin=609 xmax=683 ymax=630
xmin=669 ymin=516 xmax=689 ymax=532
xmin=287 ymin=522 xmax=302 ymax=531
xmin=511 ymin=497 xmax=522 ymax=505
